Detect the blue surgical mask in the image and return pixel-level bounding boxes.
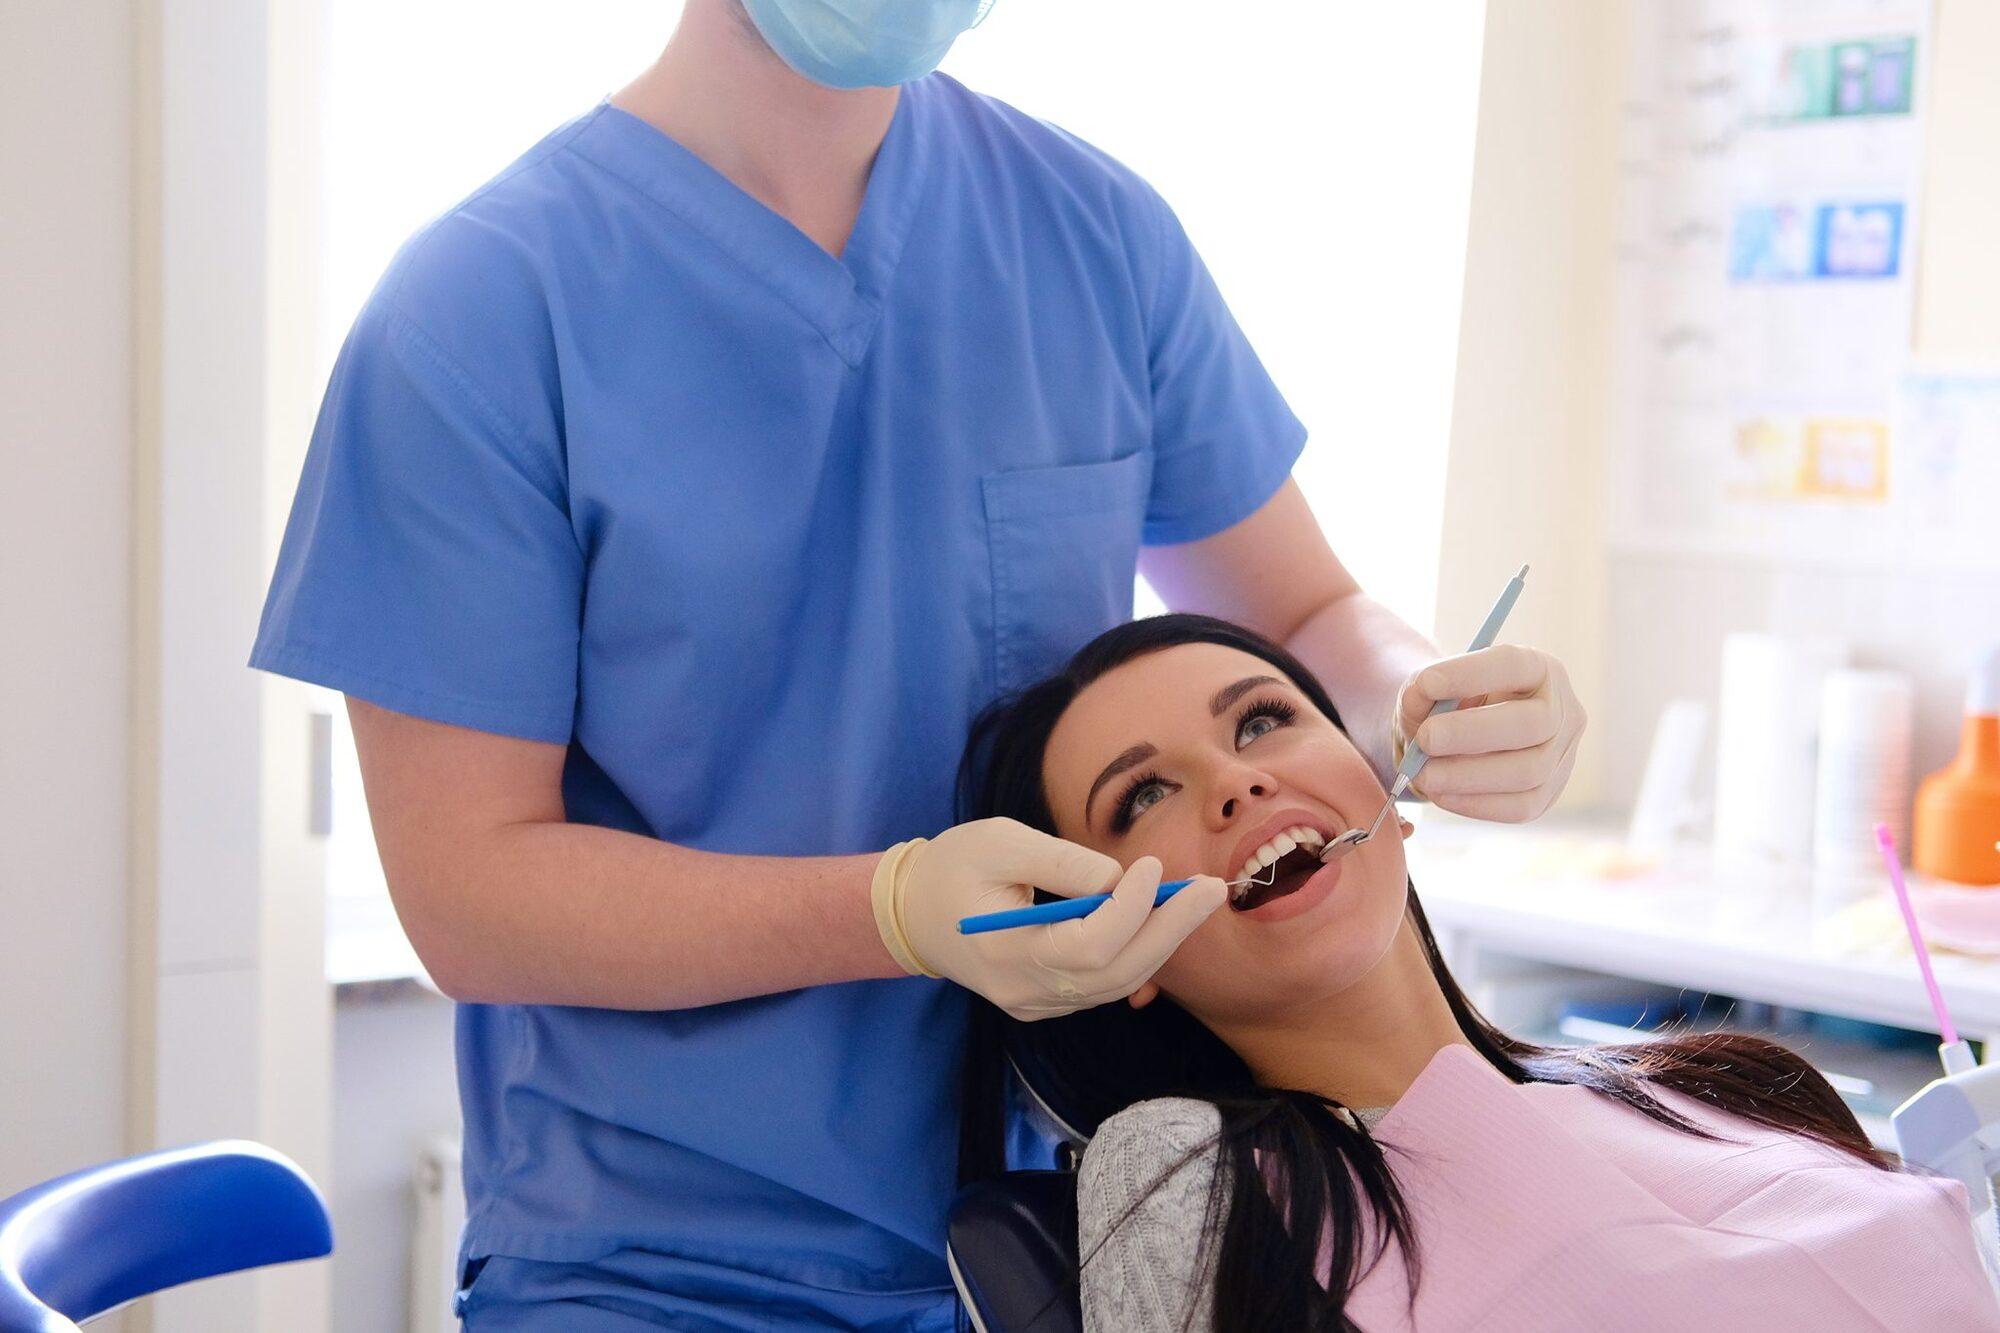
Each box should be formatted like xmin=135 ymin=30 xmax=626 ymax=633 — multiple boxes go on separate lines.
xmin=742 ymin=0 xmax=995 ymax=90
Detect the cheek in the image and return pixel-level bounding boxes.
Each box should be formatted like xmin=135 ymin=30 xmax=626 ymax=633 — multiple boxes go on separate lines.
xmin=1148 ymin=918 xmax=1239 ymax=1011
xmin=1307 ymin=733 xmax=1385 ymax=801
xmin=1103 ymin=809 xmax=1213 ymax=883
xmin=1156 ymin=858 xmax=1412 ymax=1019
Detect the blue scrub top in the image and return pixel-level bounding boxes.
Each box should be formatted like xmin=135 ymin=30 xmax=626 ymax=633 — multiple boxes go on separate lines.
xmin=252 ymin=74 xmax=1304 ymax=1329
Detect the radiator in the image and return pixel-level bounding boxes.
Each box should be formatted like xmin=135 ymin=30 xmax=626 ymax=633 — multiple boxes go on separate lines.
xmin=410 ymin=1133 xmax=466 ymax=1333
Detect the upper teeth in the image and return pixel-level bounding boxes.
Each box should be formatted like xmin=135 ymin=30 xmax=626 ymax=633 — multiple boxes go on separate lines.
xmin=1235 ymin=825 xmax=1327 ymax=884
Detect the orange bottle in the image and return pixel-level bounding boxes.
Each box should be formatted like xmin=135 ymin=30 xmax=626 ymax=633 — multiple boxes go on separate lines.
xmin=1914 ymin=646 xmax=2000 ymax=886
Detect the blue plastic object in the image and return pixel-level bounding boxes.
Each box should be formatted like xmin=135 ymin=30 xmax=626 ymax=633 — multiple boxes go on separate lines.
xmin=0 ymin=1139 xmax=333 ymax=1331
xmin=958 ymin=879 xmax=1198 ymax=936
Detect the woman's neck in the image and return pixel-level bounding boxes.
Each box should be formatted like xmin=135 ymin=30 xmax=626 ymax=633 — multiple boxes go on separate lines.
xmin=610 ymin=0 xmax=898 ymax=257
xmin=1209 ymin=918 xmax=1470 ymax=1110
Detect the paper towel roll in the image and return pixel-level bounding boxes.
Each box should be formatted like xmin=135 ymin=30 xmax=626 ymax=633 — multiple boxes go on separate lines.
xmin=1813 ymin=668 xmax=1915 ymax=877
xmin=1713 ymin=632 xmax=1848 ymax=862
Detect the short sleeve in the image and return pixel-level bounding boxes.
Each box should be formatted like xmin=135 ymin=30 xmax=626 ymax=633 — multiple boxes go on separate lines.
xmin=1077 ymin=1098 xmax=1226 ymax=1333
xmin=248 ymin=292 xmax=582 ymax=744
xmin=1139 ymin=191 xmax=1308 ymax=547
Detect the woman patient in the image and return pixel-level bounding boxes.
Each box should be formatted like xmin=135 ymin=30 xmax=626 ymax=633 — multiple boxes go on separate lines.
xmin=954 ymin=614 xmax=2000 ymax=1332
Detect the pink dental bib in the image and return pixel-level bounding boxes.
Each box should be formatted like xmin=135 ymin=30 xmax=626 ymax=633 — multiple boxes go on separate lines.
xmin=1302 ymin=1045 xmax=1999 ymax=1331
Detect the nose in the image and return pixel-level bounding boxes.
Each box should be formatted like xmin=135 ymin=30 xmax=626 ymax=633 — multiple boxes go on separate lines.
xmin=1213 ymin=765 xmax=1273 ymax=824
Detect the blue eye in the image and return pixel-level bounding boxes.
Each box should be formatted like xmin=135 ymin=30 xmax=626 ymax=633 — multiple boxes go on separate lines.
xmin=1112 ymin=696 xmax=1296 ymax=832
xmin=1240 ymin=714 xmax=1279 ymax=742
xmin=1110 ymin=769 xmax=1169 ymax=834
xmin=1238 ymin=697 xmax=1298 ymax=744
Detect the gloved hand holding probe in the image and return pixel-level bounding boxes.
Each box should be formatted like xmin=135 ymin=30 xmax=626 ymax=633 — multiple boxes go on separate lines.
xmin=871 ymin=817 xmax=1228 ymax=1021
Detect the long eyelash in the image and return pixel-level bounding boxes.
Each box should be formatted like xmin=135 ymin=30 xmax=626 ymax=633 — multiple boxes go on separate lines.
xmin=1110 ymin=768 xmax=1165 ymax=835
xmin=1240 ymin=696 xmax=1298 ymax=730
xmin=1109 ymin=696 xmax=1299 ymax=833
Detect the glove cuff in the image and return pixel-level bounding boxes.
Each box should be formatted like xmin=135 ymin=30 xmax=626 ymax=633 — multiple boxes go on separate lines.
xmin=871 ymin=838 xmax=940 ymax=979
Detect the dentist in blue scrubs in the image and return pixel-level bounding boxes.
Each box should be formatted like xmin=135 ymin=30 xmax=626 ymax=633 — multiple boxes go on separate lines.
xmin=252 ymin=1 xmax=1587 ymax=1328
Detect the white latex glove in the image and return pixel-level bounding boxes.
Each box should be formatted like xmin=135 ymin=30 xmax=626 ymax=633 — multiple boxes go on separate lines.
xmin=1391 ymin=643 xmax=1586 ymax=823
xmin=871 ymin=817 xmax=1227 ymax=1021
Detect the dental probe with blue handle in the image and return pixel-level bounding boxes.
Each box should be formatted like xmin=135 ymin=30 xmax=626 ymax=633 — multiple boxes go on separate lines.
xmin=958 ymin=564 xmax=1531 ymax=937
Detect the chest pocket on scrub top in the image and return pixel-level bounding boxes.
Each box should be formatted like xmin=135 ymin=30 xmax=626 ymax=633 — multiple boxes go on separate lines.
xmin=981 ymin=450 xmax=1152 ymax=698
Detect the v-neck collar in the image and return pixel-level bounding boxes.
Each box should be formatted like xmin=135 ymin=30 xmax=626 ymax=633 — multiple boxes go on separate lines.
xmin=569 ymin=79 xmax=933 ymax=368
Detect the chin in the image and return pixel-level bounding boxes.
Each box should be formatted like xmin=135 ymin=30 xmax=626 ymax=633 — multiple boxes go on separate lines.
xmin=1253 ymin=893 xmax=1404 ymax=994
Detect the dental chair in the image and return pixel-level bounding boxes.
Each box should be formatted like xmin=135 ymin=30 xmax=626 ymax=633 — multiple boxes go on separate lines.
xmin=0 ymin=1140 xmax=332 ymax=1332
xmin=946 ymin=1044 xmax=1093 ymax=1333
xmin=948 ymin=989 xmax=1246 ymax=1333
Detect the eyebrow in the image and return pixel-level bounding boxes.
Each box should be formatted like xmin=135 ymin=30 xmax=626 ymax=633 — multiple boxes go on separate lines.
xmin=1208 ymin=674 xmax=1280 ymax=718
xmin=1088 ymin=740 xmax=1168 ymax=824
xmin=1082 ymin=675 xmax=1284 ymax=827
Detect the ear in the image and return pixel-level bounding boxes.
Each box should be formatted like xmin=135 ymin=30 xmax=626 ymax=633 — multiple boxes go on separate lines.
xmin=1126 ymin=980 xmax=1161 ymax=1010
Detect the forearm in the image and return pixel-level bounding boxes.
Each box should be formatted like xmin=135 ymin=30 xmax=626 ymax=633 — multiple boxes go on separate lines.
xmin=397 ymin=820 xmax=904 ymax=1009
xmin=1284 ymin=590 xmax=1438 ymax=781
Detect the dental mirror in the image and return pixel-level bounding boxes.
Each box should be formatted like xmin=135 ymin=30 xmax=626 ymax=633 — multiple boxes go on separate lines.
xmin=1316 ymin=794 xmax=1401 ymax=864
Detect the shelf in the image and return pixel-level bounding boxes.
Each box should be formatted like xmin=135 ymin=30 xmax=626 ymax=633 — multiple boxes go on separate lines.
xmin=1404 ymin=808 xmax=2000 ymax=1040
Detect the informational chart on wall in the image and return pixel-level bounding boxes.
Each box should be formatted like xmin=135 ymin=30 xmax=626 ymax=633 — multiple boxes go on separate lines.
xmin=1609 ymin=0 xmax=1992 ymax=570
xmin=1894 ymin=369 xmax=2000 ymax=567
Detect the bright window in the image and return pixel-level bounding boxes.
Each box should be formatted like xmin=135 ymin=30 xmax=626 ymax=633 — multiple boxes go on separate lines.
xmin=946 ymin=4 xmax=1486 ymax=623
xmin=314 ymin=1 xmax=1485 ymax=941
xmin=316 ymin=1 xmax=674 ymax=950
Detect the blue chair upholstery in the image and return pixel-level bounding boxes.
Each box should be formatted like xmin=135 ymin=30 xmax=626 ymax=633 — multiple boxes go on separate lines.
xmin=0 ymin=1140 xmax=332 ymax=1332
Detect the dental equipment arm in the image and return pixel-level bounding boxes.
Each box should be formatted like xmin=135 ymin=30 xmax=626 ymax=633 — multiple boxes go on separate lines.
xmin=1894 ymin=1057 xmax=2000 ymax=1223
xmin=1893 ymin=1059 xmax=2000 ymax=1295
xmin=1878 ymin=823 xmax=2000 ymax=1293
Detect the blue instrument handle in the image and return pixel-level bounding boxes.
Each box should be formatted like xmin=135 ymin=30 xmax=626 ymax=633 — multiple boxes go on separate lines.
xmin=957 ymin=878 xmax=1198 ymax=935
xmin=962 ymin=566 xmax=1526 ymax=939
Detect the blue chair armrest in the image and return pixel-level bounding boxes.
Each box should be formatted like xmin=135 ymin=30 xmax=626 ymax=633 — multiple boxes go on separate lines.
xmin=0 ymin=1140 xmax=333 ymax=1332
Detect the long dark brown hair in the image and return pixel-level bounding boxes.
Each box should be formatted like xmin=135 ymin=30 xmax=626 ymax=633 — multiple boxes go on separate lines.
xmin=955 ymin=613 xmax=1886 ymax=1332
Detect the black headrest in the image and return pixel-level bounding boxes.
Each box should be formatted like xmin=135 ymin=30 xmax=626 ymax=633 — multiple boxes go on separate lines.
xmin=946 ymin=1171 xmax=1082 ymax=1333
xmin=1004 ymin=992 xmax=1236 ymax=1145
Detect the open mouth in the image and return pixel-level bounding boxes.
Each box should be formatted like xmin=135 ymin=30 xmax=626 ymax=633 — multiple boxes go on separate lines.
xmin=1230 ymin=844 xmax=1326 ymax=912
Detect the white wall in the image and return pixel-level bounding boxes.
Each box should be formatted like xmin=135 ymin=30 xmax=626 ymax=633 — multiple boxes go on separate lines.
xmin=1595 ymin=0 xmax=2000 ymax=811
xmin=1446 ymin=0 xmax=2000 ymax=816
xmin=331 ymin=991 xmax=460 ymax=1333
xmin=0 ymin=0 xmax=134 ymax=1215
xmin=1439 ymin=0 xmax=1622 ymax=805
xmin=1917 ymin=0 xmax=2000 ymax=362
xmin=3 ymin=5 xmax=335 ymax=1328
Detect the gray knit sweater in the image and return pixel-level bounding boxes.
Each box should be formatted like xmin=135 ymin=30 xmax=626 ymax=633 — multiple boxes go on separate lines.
xmin=1076 ymin=1097 xmax=1387 ymax=1333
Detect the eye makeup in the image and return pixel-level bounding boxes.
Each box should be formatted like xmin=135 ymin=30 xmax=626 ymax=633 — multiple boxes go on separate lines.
xmin=1107 ymin=694 xmax=1299 ymax=833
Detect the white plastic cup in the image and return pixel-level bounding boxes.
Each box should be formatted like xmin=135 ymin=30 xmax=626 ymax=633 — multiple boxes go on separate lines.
xmin=1812 ymin=668 xmax=1915 ymax=879
xmin=1714 ymin=632 xmax=1849 ymax=863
